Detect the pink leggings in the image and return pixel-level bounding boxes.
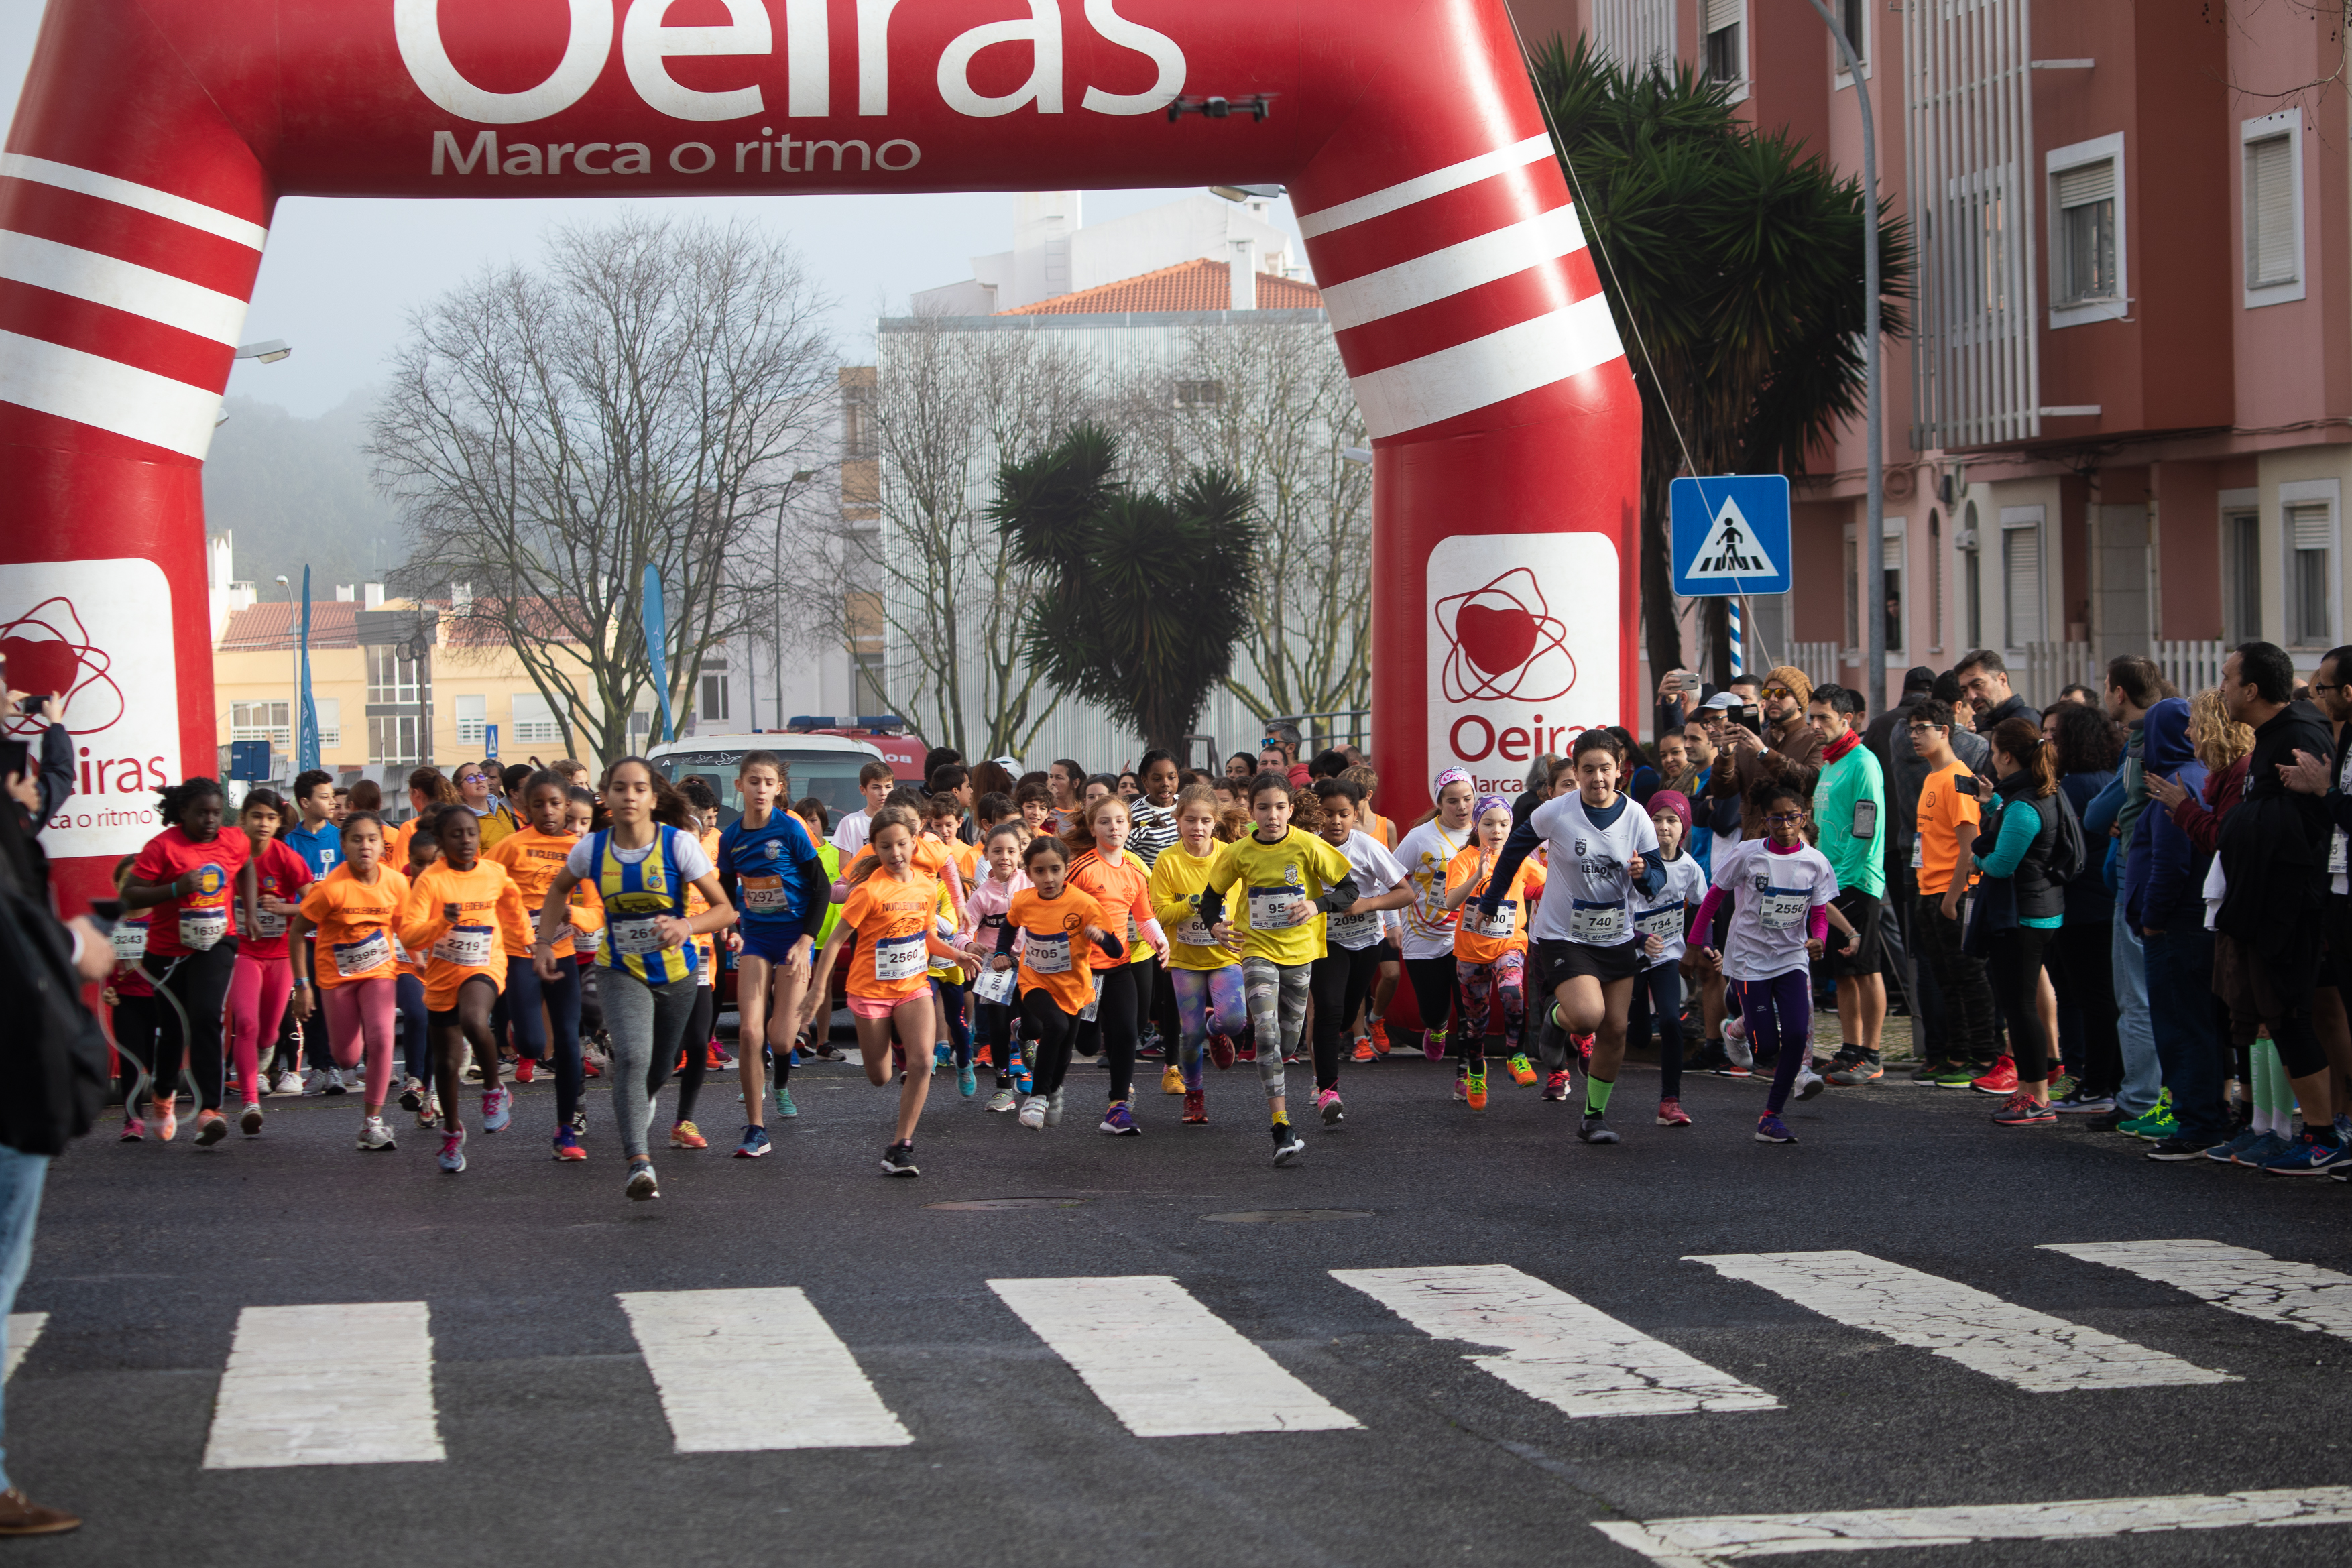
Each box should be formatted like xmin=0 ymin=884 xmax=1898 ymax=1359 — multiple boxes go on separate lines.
xmin=322 ymin=977 xmax=398 ymax=1108
xmin=227 ymin=953 xmax=290 ymax=1105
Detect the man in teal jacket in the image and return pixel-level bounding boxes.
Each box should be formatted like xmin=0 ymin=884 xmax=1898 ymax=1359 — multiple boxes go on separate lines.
xmin=1808 ymin=684 xmax=1888 ymax=1082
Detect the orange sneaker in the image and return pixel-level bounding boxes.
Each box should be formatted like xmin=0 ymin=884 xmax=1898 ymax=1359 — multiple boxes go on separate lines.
xmin=1350 ymin=1036 xmax=1377 ymax=1063
xmin=155 ymin=1094 xmax=178 ymax=1143
xmin=1466 ymin=1069 xmax=1488 ymax=1111
xmin=669 ymin=1120 xmax=708 ymax=1150
xmin=1369 ymin=1018 xmax=1391 ymax=1056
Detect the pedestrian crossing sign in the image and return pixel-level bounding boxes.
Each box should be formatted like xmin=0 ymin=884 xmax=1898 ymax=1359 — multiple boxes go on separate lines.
xmin=1669 ymin=475 xmax=1792 ymax=596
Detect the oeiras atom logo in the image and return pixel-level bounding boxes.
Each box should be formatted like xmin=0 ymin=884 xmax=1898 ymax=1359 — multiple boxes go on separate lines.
xmin=1433 ymin=567 xmax=1576 ymax=703
xmin=1425 ymin=534 xmax=1618 ymax=790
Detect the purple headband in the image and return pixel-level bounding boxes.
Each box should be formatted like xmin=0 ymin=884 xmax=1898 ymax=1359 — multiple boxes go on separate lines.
xmin=1433 ymin=767 xmax=1473 ymax=793
xmin=1473 ymin=794 xmax=1511 ymax=821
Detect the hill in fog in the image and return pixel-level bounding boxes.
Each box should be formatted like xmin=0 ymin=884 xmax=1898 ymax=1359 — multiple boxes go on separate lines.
xmin=204 ymin=388 xmax=406 ymax=599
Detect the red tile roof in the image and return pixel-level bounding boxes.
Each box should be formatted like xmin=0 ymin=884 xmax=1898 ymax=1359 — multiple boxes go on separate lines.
xmin=998 ymin=258 xmax=1324 ymax=316
xmin=217 ymin=601 xmax=359 ymax=650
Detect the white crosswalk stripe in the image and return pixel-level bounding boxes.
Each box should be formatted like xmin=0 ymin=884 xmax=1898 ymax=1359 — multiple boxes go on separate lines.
xmin=4 ymin=1312 xmax=44 ymax=1381
xmin=1686 ymin=1250 xmax=2237 ymax=1393
xmin=2044 ymin=1240 xmax=2352 ymax=1341
xmin=988 ymin=1274 xmax=1362 ymax=1437
xmin=617 ymin=1287 xmax=912 ymax=1451
xmin=202 ymin=1302 xmax=444 ymax=1468
xmin=1333 ymin=1264 xmax=1781 ymax=1418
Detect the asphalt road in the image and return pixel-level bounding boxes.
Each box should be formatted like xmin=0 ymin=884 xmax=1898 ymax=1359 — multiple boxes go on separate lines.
xmin=9 ymin=1040 xmax=2352 ymax=1567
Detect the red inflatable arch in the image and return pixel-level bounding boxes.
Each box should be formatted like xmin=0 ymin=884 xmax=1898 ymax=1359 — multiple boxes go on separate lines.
xmin=0 ymin=0 xmax=1636 ymax=909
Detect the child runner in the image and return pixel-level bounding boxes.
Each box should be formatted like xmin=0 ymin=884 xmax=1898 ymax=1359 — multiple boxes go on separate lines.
xmin=1128 ymin=749 xmax=1183 ymax=867
xmin=830 ymin=760 xmax=896 ymax=857
xmin=533 ymin=760 xmax=736 ymax=1199
xmin=566 ymin=787 xmax=609 ymax=1081
xmin=395 ymin=817 xmax=441 ymax=1125
xmin=1690 ymin=778 xmax=1853 ymax=1142
xmin=485 ymin=771 xmax=591 ymax=1159
xmin=715 ymin=751 xmax=828 ymax=1158
xmin=1627 ymin=790 xmax=1708 ymax=1127
xmin=967 ymin=822 xmax=1034 ymax=1111
xmin=1478 ymin=730 xmax=1663 ymax=1147
xmin=925 ymin=792 xmax=981 ymax=1089
xmin=1309 ymin=776 xmax=1411 ymax=1124
xmin=1014 ymin=780 xmax=1053 ymax=837
xmin=1147 ymin=784 xmax=1248 ymax=1125
xmin=1063 ymin=794 xmax=1169 ymax=1136
xmin=400 ymin=805 xmax=532 ymax=1174
xmin=1340 ymin=764 xmax=1403 ymax=1058
xmin=667 ymin=778 xmax=727 ymax=1150
xmin=121 ymin=780 xmax=258 ymax=1147
xmin=993 ymin=835 xmax=1123 ymax=1131
xmin=1393 ymin=770 xmax=1478 ymax=1064
xmin=1196 ymin=772 xmax=1360 ymax=1164
xmin=1440 ymin=794 xmax=1547 ymax=1109
xmin=282 ymin=769 xmax=343 ymax=880
xmin=225 ymin=790 xmax=314 ymax=1128
xmin=105 ymin=857 xmax=158 ymax=1139
xmin=288 ymin=811 xmax=410 ymax=1150
xmin=803 ymin=806 xmax=980 ymax=1175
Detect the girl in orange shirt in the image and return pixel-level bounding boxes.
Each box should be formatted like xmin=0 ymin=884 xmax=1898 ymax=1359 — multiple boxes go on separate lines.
xmin=989 ymin=833 xmax=1123 ymax=1131
xmin=804 ymin=806 xmax=981 ymax=1177
xmin=399 ymin=804 xmax=532 ymax=1174
xmin=288 ymin=812 xmax=410 ymax=1150
xmin=1061 ymin=794 xmax=1168 ymax=1135
xmin=396 ymin=815 xmax=442 ymax=1126
xmin=1440 ymin=795 xmax=1547 ymax=1108
xmin=486 ymin=770 xmax=593 ymax=1160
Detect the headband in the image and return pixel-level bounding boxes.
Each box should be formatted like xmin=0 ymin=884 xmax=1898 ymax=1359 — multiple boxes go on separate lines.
xmin=1433 ymin=767 xmax=1473 ymax=792
xmin=1474 ymin=794 xmax=1510 ymax=820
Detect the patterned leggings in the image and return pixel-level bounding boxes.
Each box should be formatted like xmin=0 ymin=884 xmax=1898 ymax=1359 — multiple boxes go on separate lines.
xmin=1171 ymin=965 xmax=1246 ymax=1090
xmin=1240 ymin=956 xmax=1307 ymax=1101
xmin=1452 ymin=951 xmax=1527 ymax=1071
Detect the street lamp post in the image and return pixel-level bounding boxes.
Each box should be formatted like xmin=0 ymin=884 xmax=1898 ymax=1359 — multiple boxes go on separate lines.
xmin=1800 ymin=0 xmax=1885 ymax=717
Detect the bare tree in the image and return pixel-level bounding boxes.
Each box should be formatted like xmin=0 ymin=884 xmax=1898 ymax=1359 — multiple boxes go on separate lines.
xmin=856 ymin=317 xmax=1110 ymax=758
xmin=1139 ymin=319 xmax=1372 ymax=723
xmin=371 ymin=215 xmax=837 ymax=762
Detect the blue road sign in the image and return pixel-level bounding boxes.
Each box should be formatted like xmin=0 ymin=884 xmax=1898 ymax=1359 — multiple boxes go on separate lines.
xmin=484 ymin=722 xmax=499 ymax=760
xmin=1670 ymin=475 xmax=1792 ymax=597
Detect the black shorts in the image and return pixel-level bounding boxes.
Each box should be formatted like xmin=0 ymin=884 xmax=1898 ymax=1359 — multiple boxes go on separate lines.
xmin=1535 ymin=937 xmax=1645 ymax=986
xmin=1824 ymin=890 xmax=1883 ymax=978
xmin=427 ymin=1007 xmax=461 ymax=1029
xmin=1372 ymin=939 xmax=1401 ymax=963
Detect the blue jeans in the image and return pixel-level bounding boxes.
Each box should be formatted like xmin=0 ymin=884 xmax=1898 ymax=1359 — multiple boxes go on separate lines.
xmin=2111 ymin=898 xmax=2160 ymax=1115
xmin=0 ymin=1144 xmax=51 ymax=1494
xmin=2143 ymin=925 xmax=2230 ymax=1143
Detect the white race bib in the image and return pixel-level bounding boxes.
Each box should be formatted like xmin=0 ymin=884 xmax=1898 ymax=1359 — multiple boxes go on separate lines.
xmin=178 ymin=905 xmax=227 ymax=951
xmin=740 ymin=873 xmax=790 ymax=912
xmin=433 ymin=924 xmax=496 ymax=967
xmin=1909 ymin=831 xmax=1924 ymax=870
xmin=1328 ymin=910 xmax=1379 ymax=947
xmin=973 ymin=963 xmax=1017 ymax=1006
xmin=1569 ymin=899 xmax=1625 ymax=943
xmin=1759 ymin=887 xmax=1810 ymax=932
xmin=574 ymin=924 xmax=602 ymax=953
xmin=1175 ymin=915 xmax=1218 ymax=948
xmin=111 ymin=922 xmax=147 ymax=962
xmin=1025 ymin=931 xmax=1072 ymax=975
xmin=1248 ymin=884 xmax=1309 ymax=930
xmin=1468 ymin=901 xmax=1518 ymax=940
xmin=252 ymin=907 xmax=288 ymax=939
xmin=873 ymin=931 xmax=926 ymax=982
xmin=1080 ymin=970 xmax=1104 ymax=1022
xmin=1634 ymin=904 xmax=1683 ymax=939
xmin=2332 ymin=829 xmax=2347 ymax=877
xmin=611 ymin=916 xmax=666 ymax=957
xmin=332 ymin=930 xmax=392 ymax=978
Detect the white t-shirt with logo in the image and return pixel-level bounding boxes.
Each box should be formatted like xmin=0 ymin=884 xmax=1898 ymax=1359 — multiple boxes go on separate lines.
xmin=1395 ymin=819 xmax=1474 ymax=961
xmin=1525 ymin=792 xmax=1659 ymax=949
xmin=1324 ymin=829 xmax=1408 ymax=952
xmin=1710 ymin=838 xmax=1839 ymax=982
xmin=1633 ymin=851 xmax=1708 ymax=969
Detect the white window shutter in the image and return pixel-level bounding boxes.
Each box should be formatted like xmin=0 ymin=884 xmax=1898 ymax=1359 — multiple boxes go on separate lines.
xmin=2247 ymin=135 xmax=2296 ymax=286
xmin=2054 ymin=159 xmax=2114 ymax=209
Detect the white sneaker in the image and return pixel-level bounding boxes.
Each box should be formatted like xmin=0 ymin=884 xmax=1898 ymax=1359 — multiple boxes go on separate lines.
xmin=1795 ymin=1066 xmax=1826 ymax=1101
xmin=268 ymin=1070 xmax=304 ymax=1097
xmin=357 ymin=1118 xmax=396 ymax=1152
xmin=1045 ymin=1088 xmax=1065 ymax=1127
xmin=322 ymin=1066 xmax=348 ymax=1096
xmin=1018 ymin=1095 xmax=1048 ymax=1129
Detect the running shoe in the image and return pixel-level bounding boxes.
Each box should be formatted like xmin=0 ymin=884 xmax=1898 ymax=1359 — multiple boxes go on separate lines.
xmin=416 ymin=1093 xmax=440 ymax=1128
xmin=1317 ymin=1087 xmax=1344 ymax=1127
xmin=155 ymin=1095 xmax=177 ymax=1142
xmin=554 ymin=1128 xmax=588 ymax=1162
xmin=959 ymin=1063 xmax=978 ymax=1098
xmin=986 ymin=1087 xmax=1020 ymax=1113
xmin=438 ymin=1129 xmax=467 ymax=1173
xmin=1794 ymin=1067 xmax=1826 ymax=1101
xmin=399 ymin=1077 xmax=423 ymax=1113
xmin=1991 ymin=1092 xmax=2056 ymax=1126
xmin=933 ymin=1042 xmax=951 ymax=1068
xmin=1574 ymin=1033 xmax=1595 ymax=1069
xmin=1506 ymin=1053 xmax=1537 ymax=1086
xmin=1907 ymin=1057 xmax=1952 ymax=1084
xmin=880 ymin=1142 xmax=919 ymax=1177
xmin=733 ymin=1125 xmax=770 ymax=1158
xmin=1370 ymin=1018 xmax=1391 ymax=1055
xmin=1712 ymin=1056 xmax=1753 ymax=1080
xmin=194 ymin=1109 xmax=228 ymax=1146
xmin=1826 ymin=1051 xmax=1883 ymax=1086
xmin=2260 ymin=1130 xmax=2351 ymax=1176
xmin=239 ymin=1102 xmax=265 ymax=1136
xmin=2119 ymin=1093 xmax=2177 ymax=1140
xmin=1271 ymin=1120 xmax=1305 ymax=1166
xmin=1465 ymin=1069 xmax=1488 ymax=1111
xmin=627 ymin=1161 xmax=662 ymax=1199
xmin=2052 ymin=1088 xmax=2116 ymax=1114
xmin=1541 ymin=1069 xmax=1570 ymax=1102
xmin=1018 ymin=1095 xmax=1049 ymax=1129
xmin=1578 ymin=1111 xmax=1619 ymax=1144
xmin=1209 ymin=1031 xmax=1236 ymax=1071
xmin=2146 ymin=1135 xmax=2219 ymax=1162
xmin=323 ymin=1067 xmax=347 ymax=1096
xmin=1182 ymin=1089 xmax=1207 ymax=1124
xmin=2204 ymin=1127 xmax=2263 ymax=1164
xmin=775 ymin=1085 xmax=798 ymax=1118
xmin=357 ymin=1117 xmax=396 ymax=1152
xmin=514 ymin=1058 xmax=536 ymax=1085
xmin=705 ymin=1042 xmax=731 ymax=1071
xmin=2233 ymin=1130 xmax=2291 ymax=1168
xmin=1161 ymin=1064 xmax=1185 ymax=1095
xmin=1451 ymin=1073 xmax=1468 ymax=1103
xmin=481 ymin=1085 xmax=513 ymax=1132
xmin=1655 ymin=1098 xmax=1692 ymax=1128
xmin=1717 ymin=1030 xmax=1754 ymax=1078
xmin=1753 ymin=1113 xmax=1797 ymax=1144
xmin=1046 ymin=1089 xmax=1066 ymax=1127
xmin=1422 ymin=1027 xmax=1448 ymax=1063
xmin=1350 ymin=1036 xmax=1377 ymax=1063
xmin=268 ymin=1070 xmax=304 ymax=1097
xmin=119 ymin=1115 xmax=145 ymax=1142
xmin=1283 ymin=1052 xmax=1303 ymax=1067
xmin=569 ymin=1108 xmax=588 ymax=1136
xmin=1100 ymin=1101 xmax=1140 ymax=1136
xmin=1932 ymin=1061 xmax=1983 ymax=1089
xmin=1970 ymin=1055 xmax=2019 ymax=1096
xmin=670 ymin=1120 xmax=708 ymax=1150
xmin=1235 ymin=1038 xmax=1258 ymax=1063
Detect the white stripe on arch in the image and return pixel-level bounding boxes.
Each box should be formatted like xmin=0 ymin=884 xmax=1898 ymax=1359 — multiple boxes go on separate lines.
xmin=1297 ymin=132 xmax=1557 ymax=238
xmin=0 ymin=230 xmax=250 ymax=344
xmin=0 ymin=154 xmax=269 ymax=251
xmin=1321 ymin=202 xmax=1588 ymax=333
xmin=0 ymin=327 xmax=223 ymax=458
xmin=1347 ymin=292 xmax=1623 ymax=440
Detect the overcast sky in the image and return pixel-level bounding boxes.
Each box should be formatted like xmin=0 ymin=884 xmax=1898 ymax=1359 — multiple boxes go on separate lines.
xmin=0 ymin=2 xmax=1307 ymax=419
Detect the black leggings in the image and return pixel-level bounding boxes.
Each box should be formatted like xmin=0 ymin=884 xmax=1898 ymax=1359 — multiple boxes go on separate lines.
xmin=1625 ymin=961 xmax=1685 ymax=1100
xmin=1309 ymin=943 xmax=1383 ymax=1091
xmin=1984 ymin=924 xmax=2053 ymax=1083
xmin=979 ymin=999 xmax=1019 ymax=1086
xmin=1075 ymin=962 xmax=1144 ymax=1101
xmin=2046 ymin=918 xmax=2119 ymax=1096
xmin=111 ymin=992 xmax=159 ymax=1103
xmin=668 ymin=984 xmax=715 ymax=1122
xmin=1403 ymin=954 xmax=1456 ymax=1038
xmin=145 ymin=942 xmax=237 ymax=1112
xmin=1024 ymin=987 xmax=1083 ymax=1097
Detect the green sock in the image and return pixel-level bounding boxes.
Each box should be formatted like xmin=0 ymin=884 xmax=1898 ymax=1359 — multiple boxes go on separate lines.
xmin=1584 ymin=1077 xmax=1615 ymax=1115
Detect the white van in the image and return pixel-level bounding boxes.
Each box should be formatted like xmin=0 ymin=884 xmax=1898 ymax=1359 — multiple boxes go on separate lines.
xmin=645 ymin=735 xmax=888 ymax=835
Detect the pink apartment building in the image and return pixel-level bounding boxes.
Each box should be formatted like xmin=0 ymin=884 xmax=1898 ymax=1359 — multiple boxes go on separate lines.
xmin=1509 ymin=0 xmax=2339 ymax=699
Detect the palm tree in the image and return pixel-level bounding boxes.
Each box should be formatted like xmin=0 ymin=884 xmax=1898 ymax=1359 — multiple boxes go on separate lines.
xmin=990 ymin=424 xmax=1257 ymax=755
xmin=1531 ymin=37 xmax=1914 ymax=684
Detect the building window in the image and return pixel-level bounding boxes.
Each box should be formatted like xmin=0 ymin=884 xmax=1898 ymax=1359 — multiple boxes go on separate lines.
xmin=454 ymin=693 xmax=487 ymax=745
xmin=701 ymin=673 xmax=730 ymax=723
xmin=314 ymin=696 xmax=341 ymax=750
xmin=2046 ymin=135 xmax=2127 ymax=327
xmin=1928 ymin=509 xmax=1944 ymax=653
xmin=1883 ymin=526 xmax=1906 ymax=656
xmin=2284 ymin=491 xmax=2338 ymax=648
xmin=2243 ymin=112 xmax=2304 ymax=307
xmin=368 ymin=714 xmax=420 ymax=768
xmin=1592 ymin=0 xmax=1673 ymax=74
xmin=1962 ymin=502 xmax=1983 ymax=649
xmin=2002 ymin=507 xmax=2045 ymax=649
xmin=510 ymin=692 xmax=563 ymax=746
xmin=843 ymin=383 xmax=877 ymax=459
xmin=1173 ymin=379 xmax=1223 ymax=410
xmin=367 ymin=646 xmax=421 ymax=704
xmin=2225 ymin=510 xmax=2261 ymax=645
xmin=1704 ymin=0 xmax=1745 ymax=91
xmin=230 ymin=700 xmax=290 ymax=747
xmin=1834 ymin=0 xmax=1867 ymax=73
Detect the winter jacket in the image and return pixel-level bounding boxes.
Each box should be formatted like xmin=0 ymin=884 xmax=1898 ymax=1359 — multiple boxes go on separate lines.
xmin=2125 ymin=699 xmax=2207 ymax=932
xmin=2057 ymin=768 xmax=2115 ymax=920
xmin=2166 ymin=753 xmax=2247 ymax=857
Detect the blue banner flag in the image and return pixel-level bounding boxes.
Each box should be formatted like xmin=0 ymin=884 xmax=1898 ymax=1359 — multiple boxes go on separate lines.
xmin=296 ymin=566 xmax=321 ymax=771
xmin=642 ymin=565 xmax=672 ymax=746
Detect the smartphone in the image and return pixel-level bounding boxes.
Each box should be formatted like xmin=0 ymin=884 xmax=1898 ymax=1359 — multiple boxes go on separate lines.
xmin=0 ymin=739 xmax=26 ymax=784
xmin=1667 ymin=672 xmax=1702 ymax=695
xmin=82 ymin=898 xmax=121 ymax=941
xmin=1952 ymin=773 xmax=1981 ymax=798
xmin=14 ymin=693 xmax=50 ymax=717
xmin=1732 ymin=706 xmax=1762 ymax=735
